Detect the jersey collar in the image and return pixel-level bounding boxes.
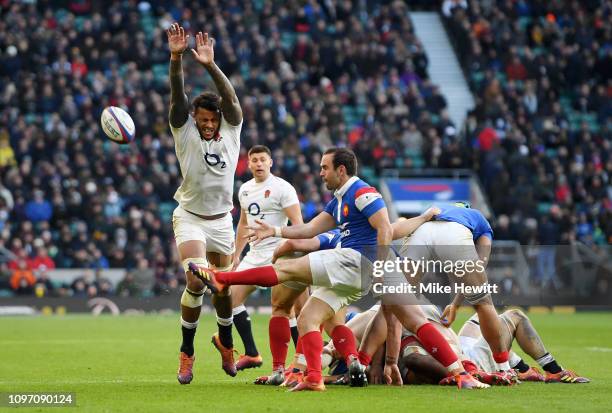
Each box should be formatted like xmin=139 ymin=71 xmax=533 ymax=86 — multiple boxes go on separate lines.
xmin=334 ymin=176 xmax=359 ymax=198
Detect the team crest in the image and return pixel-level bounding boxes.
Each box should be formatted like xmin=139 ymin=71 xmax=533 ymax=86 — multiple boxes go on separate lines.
xmin=343 ymin=204 xmax=349 ymax=217
xmin=265 ymin=190 xmax=271 ymax=198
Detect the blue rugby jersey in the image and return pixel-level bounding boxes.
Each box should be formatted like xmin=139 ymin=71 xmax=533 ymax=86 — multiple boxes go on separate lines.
xmin=323 ymin=176 xmax=387 ymax=253
xmin=434 ymin=205 xmax=493 ymax=240
xmin=316 ymin=229 xmax=341 ymax=250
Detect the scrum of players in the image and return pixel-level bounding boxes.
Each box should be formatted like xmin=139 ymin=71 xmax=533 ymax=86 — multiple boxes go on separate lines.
xmin=165 ymin=22 xmax=589 ymax=391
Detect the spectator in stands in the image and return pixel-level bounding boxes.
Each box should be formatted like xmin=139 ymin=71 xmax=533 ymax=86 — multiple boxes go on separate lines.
xmin=10 ymin=259 xmax=36 ymax=295
xmin=30 ymin=246 xmax=56 ymax=272
xmin=116 ymin=273 xmax=139 ymax=298
xmin=24 ymin=190 xmax=53 ymax=224
xmin=0 ymin=0 xmax=608 ymax=299
xmin=34 ymin=271 xmax=56 ymax=298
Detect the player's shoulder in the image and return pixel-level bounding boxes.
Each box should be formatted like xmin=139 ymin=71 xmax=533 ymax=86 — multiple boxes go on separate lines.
xmin=272 ymin=176 xmax=297 ymax=192
xmin=351 ymin=179 xmax=379 ymax=198
xmin=239 ymin=178 xmax=257 ymax=193
xmin=220 ymin=114 xmax=243 ymax=132
xmin=170 ymin=114 xmax=195 ymax=135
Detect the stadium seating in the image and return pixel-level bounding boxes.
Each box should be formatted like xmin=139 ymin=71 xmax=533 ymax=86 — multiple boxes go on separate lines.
xmin=0 ymin=1 xmax=608 ymax=297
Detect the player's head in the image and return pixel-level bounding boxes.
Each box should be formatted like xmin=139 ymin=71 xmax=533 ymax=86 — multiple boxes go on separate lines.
xmin=192 ymin=92 xmax=221 ymax=141
xmin=248 ymin=145 xmax=273 ymax=182
xmin=320 ymin=147 xmax=357 ymax=190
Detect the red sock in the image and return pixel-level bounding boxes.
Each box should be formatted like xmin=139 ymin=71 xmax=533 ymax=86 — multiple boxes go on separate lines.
xmin=296 ymin=336 xmax=303 ymax=354
xmin=216 ymin=265 xmax=279 ymax=287
xmin=331 ymin=325 xmax=358 ymax=364
xmin=301 ymin=331 xmax=323 ymax=383
xmin=269 ymin=316 xmax=290 ymax=371
xmin=493 ymin=351 xmax=509 ymax=363
xmin=416 ymin=323 xmax=459 ymax=368
xmin=358 ymin=350 xmax=372 ymax=367
xmin=462 ymin=359 xmax=478 ymax=373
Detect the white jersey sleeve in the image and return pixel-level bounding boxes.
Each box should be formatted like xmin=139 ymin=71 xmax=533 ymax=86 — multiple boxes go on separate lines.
xmin=279 ymin=179 xmax=300 ymax=209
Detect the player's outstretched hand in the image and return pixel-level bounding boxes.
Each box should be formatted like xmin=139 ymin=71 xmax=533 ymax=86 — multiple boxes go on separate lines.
xmin=245 ymin=219 xmax=274 ymax=245
xmin=272 ymin=240 xmax=294 ymax=263
xmin=191 ymin=31 xmax=214 ymax=66
xmin=441 ymin=304 xmax=457 ymax=327
xmin=167 ymin=23 xmax=189 ymax=56
xmin=384 ymin=363 xmax=403 ymax=386
xmin=422 ymin=206 xmax=442 ymax=221
xmin=368 ymin=364 xmax=384 ymax=384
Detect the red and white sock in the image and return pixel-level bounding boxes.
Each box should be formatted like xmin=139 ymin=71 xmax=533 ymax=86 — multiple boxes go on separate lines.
xmin=216 ymin=265 xmax=279 ymax=287
xmin=330 ymin=325 xmax=358 ymax=364
xmin=301 ymin=331 xmax=323 ymax=383
xmin=269 ymin=316 xmax=290 ymax=371
xmin=294 ymin=336 xmax=306 ymax=367
xmin=358 ymin=350 xmax=372 ymax=367
xmin=493 ymin=351 xmax=510 ymax=371
xmin=416 ymin=323 xmax=461 ymax=372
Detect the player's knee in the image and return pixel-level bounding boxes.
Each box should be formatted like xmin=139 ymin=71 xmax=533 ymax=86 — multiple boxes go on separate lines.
xmin=181 ymin=287 xmax=204 ymax=308
xmin=297 ymin=312 xmax=317 ymax=334
xmin=465 ymin=291 xmax=492 ymax=306
xmin=186 ymin=276 xmax=205 ymax=292
xmin=505 ymin=308 xmax=527 ymax=322
xmin=271 ymin=300 xmax=292 ymax=317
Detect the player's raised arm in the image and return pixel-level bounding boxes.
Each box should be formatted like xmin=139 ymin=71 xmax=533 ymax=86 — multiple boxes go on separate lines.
xmin=191 ymin=32 xmax=242 ymax=126
xmin=391 ymin=206 xmax=441 ymax=240
xmin=246 ymin=211 xmax=336 ymax=245
xmin=167 ymin=23 xmax=190 ymax=129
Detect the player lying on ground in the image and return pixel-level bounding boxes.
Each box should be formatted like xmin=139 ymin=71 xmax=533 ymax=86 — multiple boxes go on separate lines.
xmin=457 ymin=309 xmax=590 ymax=383
xmin=166 ymin=22 xmax=244 ymax=384
xmin=381 ymin=202 xmax=514 ymax=387
xmin=191 ymin=149 xmax=487 ymax=390
xmin=361 ymin=304 xmax=589 ymax=385
xmin=226 ymin=145 xmax=307 ymax=375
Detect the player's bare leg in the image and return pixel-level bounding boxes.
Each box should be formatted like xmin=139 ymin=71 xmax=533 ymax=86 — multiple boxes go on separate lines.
xmin=176 ymin=240 xmax=209 ymax=384
xmin=462 ymin=266 xmax=511 ymax=372
xmin=503 ymin=309 xmax=589 ymax=383
xmin=230 ymin=284 xmax=262 ymax=372
xmin=290 ymin=289 xmax=308 ymax=345
xmin=358 ymin=307 xmax=387 ymax=369
xmin=290 ymin=296 xmax=335 ymax=392
xmin=209 ymin=252 xmax=238 ymax=377
xmin=263 ymin=283 xmax=307 ymax=384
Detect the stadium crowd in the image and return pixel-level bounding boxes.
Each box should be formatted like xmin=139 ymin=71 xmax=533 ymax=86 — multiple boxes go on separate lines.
xmin=442 ymin=0 xmax=611 ymax=251
xmin=0 ymin=0 xmax=609 ymax=297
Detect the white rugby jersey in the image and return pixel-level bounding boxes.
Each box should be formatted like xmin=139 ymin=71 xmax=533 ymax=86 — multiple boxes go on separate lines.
xmin=238 ymin=174 xmax=300 ymax=251
xmin=170 ymin=114 xmax=242 ymax=215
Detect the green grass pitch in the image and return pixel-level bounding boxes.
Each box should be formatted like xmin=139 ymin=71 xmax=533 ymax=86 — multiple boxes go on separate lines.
xmin=1 ymin=311 xmax=611 ymax=412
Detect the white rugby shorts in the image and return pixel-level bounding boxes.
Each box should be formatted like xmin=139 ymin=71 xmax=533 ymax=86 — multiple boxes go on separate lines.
xmin=172 ymin=206 xmax=235 ymax=255
xmin=308 ymin=247 xmax=365 ymax=312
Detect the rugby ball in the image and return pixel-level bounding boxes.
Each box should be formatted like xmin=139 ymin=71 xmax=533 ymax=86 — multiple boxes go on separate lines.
xmin=100 ymin=106 xmax=135 ymax=144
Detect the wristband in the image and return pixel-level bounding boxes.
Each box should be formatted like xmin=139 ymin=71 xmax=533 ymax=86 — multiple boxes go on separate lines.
xmin=274 ymin=226 xmax=283 ymax=237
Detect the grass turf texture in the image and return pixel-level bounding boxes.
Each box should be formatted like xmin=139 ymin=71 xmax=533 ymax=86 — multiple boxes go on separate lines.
xmin=1 ymin=312 xmax=611 ymax=413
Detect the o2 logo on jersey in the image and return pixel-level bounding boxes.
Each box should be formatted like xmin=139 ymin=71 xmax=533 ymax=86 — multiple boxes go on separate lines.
xmin=204 ymin=152 xmax=227 ymax=169
xmin=247 ymin=203 xmax=261 ymax=216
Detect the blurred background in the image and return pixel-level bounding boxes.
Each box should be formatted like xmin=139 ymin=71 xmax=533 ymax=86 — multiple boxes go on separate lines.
xmin=0 ymin=0 xmax=609 ymax=311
